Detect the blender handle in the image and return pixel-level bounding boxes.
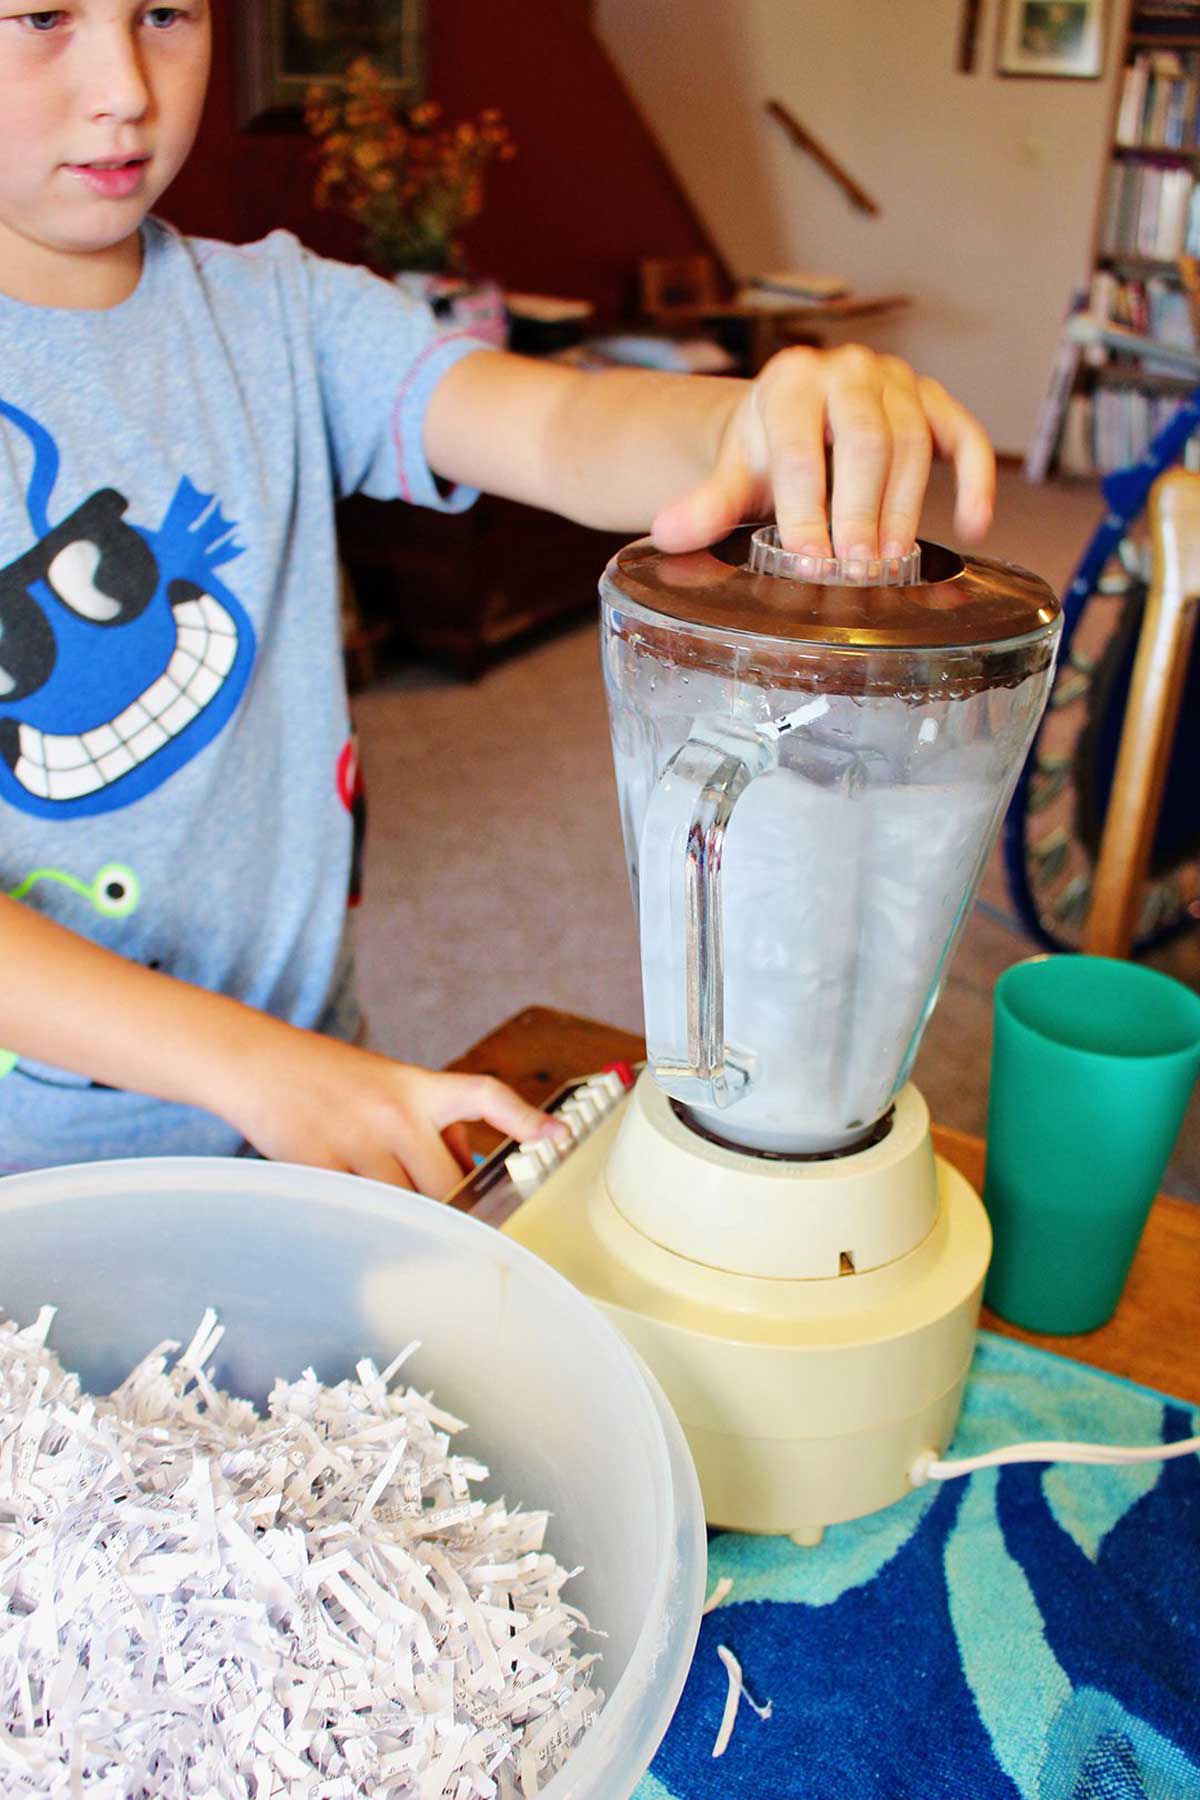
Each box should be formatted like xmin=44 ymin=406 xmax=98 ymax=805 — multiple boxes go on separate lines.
xmin=651 ymin=738 xmax=756 ymax=1108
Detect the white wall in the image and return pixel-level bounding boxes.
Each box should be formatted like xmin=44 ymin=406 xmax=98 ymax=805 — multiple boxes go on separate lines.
xmin=594 ymin=0 xmax=1123 ymax=454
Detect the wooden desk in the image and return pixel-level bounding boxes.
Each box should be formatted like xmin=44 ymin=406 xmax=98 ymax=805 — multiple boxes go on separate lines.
xmin=647 ymin=293 xmax=912 ymax=374
xmin=449 ymin=1005 xmax=1200 ymax=1405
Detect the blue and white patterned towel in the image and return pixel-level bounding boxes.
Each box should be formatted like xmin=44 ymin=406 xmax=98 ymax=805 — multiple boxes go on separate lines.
xmin=638 ymin=1331 xmax=1200 ymax=1799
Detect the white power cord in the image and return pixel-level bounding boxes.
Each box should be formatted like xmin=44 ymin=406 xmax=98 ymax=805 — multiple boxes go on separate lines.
xmin=911 ymin=1434 xmax=1200 ymax=1487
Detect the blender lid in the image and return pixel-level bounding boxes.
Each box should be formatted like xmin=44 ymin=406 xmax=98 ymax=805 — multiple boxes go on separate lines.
xmin=606 ymin=525 xmax=1060 ymax=651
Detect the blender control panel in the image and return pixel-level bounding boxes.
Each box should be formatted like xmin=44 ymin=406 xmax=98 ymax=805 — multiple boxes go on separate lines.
xmin=446 ymin=1063 xmax=637 ymax=1228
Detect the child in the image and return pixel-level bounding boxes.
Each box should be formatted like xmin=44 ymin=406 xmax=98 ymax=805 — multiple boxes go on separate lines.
xmin=0 ymin=2 xmax=995 ymax=1194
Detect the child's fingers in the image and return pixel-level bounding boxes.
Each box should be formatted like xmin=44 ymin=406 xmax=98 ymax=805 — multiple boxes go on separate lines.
xmin=753 ymin=360 xmax=831 ymax=554
xmin=824 ymin=359 xmax=892 ymax=560
xmin=349 ymin=1145 xmax=420 ymax=1192
xmin=877 ymin=372 xmax=934 ymax=557
xmin=426 ymin=1072 xmax=570 ymax=1151
xmin=442 ymin=1121 xmax=473 ymax=1174
xmin=917 ymin=375 xmax=995 ymax=540
xmin=650 ymin=455 xmax=755 ymax=553
xmin=387 ymin=1127 xmax=462 ymax=1200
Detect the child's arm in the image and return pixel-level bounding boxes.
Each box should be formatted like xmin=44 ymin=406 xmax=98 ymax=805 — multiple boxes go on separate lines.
xmin=0 ymin=896 xmax=560 ymax=1196
xmin=423 ymin=343 xmax=994 ymax=558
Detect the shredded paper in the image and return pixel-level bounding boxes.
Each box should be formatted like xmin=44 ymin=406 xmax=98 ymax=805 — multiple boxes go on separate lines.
xmin=0 ymin=1308 xmax=603 ymax=1798
xmin=700 ymin=1578 xmax=733 ymax=1617
xmin=711 ymin=1644 xmax=772 ymax=1761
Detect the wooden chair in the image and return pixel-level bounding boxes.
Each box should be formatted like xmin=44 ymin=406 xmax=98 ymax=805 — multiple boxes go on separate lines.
xmin=1084 ymin=467 xmax=1200 ymax=957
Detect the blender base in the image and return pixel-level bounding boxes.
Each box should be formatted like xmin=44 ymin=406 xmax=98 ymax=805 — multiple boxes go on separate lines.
xmin=502 ymin=1073 xmax=992 ymax=1541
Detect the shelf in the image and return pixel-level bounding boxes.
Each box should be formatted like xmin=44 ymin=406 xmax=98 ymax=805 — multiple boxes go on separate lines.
xmin=1113 ymin=145 xmax=1200 ymax=163
xmin=1092 ymin=365 xmax=1199 ymax=393
xmin=1097 ymin=253 xmax=1188 ymax=275
xmin=1034 ymin=9 xmax=1200 ymax=475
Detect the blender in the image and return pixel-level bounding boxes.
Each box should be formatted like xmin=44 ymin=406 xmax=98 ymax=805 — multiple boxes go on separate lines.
xmin=457 ymin=528 xmax=1061 ymax=1543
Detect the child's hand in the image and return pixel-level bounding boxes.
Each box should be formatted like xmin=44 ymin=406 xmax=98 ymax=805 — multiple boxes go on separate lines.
xmin=650 ymin=344 xmax=995 ymax=560
xmin=216 ymin=1024 xmax=567 ymax=1198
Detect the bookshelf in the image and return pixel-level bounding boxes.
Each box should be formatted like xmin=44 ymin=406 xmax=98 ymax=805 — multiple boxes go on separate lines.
xmin=1042 ymin=0 xmax=1200 ymax=475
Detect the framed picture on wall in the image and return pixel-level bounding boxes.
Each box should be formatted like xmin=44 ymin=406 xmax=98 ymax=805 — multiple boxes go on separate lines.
xmin=996 ymin=0 xmax=1107 ymax=78
xmin=236 ymin=0 xmax=425 ymax=129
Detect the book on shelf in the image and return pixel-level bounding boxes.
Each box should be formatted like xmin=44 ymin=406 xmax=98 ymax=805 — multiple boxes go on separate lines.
xmin=1116 ymin=49 xmax=1200 ymax=147
xmin=742 ymin=271 xmax=851 ymax=302
xmin=1026 ymin=290 xmax=1086 ymax=482
xmin=1101 ymin=158 xmax=1200 ymax=256
xmin=1051 ymin=387 xmax=1200 ymax=475
xmin=1057 ymin=393 xmax=1097 ymax=477
xmin=1087 ymin=266 xmax=1199 ymax=371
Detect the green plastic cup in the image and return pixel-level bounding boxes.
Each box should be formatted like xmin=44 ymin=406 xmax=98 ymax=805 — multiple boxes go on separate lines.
xmin=983 ymin=954 xmax=1200 ymax=1335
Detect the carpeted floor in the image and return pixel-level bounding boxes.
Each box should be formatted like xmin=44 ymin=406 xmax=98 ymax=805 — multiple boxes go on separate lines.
xmin=350 ymin=463 xmax=1200 ymax=1201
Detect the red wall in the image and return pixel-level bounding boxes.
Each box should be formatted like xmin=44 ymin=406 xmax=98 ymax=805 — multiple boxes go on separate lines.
xmin=160 ymin=2 xmax=723 ymax=321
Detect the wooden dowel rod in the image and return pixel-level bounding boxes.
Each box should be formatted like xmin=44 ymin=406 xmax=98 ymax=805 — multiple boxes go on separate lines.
xmin=765 ymin=99 xmax=881 ymax=216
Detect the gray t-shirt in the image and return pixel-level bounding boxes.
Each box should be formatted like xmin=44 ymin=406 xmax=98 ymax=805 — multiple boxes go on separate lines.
xmin=0 ymin=220 xmax=486 ymax=1169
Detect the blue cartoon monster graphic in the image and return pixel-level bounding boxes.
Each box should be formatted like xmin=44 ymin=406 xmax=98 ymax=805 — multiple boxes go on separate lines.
xmin=0 ymin=399 xmax=255 ymax=819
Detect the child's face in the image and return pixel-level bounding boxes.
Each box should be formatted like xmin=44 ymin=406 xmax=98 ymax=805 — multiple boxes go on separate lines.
xmin=0 ymin=4 xmax=210 ymax=280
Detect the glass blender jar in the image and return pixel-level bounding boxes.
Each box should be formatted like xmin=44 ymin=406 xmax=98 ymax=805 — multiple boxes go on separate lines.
xmin=602 ymin=529 xmax=1061 ymax=1157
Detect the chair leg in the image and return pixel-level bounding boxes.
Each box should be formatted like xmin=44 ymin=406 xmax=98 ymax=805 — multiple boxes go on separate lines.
xmin=1084 ymin=469 xmax=1200 ymax=959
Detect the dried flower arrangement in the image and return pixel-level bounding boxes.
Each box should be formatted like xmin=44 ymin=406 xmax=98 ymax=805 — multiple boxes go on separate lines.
xmin=306 ymin=58 xmax=516 ymax=275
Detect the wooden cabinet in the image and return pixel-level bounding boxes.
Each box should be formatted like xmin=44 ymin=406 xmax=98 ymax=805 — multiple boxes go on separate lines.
xmin=337 ymin=492 xmax=631 ymax=679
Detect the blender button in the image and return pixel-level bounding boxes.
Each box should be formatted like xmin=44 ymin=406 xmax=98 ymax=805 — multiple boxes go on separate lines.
xmin=504 ymin=1150 xmax=544 ymax=1195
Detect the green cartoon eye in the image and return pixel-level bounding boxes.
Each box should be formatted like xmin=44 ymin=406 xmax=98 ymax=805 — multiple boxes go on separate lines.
xmin=91 ymin=864 xmax=140 ymax=920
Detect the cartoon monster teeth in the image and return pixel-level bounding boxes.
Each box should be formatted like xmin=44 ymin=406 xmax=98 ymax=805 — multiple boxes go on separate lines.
xmin=7 ymin=591 xmax=241 ymax=805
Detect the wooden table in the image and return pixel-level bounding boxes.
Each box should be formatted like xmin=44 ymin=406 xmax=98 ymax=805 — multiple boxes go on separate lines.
xmin=449 ymin=1005 xmax=1200 ymax=1405
xmin=648 ymin=293 xmax=912 ymax=374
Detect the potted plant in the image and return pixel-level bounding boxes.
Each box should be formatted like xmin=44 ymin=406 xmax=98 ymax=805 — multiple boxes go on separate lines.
xmin=306 ymin=58 xmax=515 ymax=344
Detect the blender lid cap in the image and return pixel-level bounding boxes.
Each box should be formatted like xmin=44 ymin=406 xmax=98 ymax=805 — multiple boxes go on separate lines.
xmin=747 ymin=526 xmax=923 ymax=587
xmin=605 ymin=526 xmax=1060 ymax=651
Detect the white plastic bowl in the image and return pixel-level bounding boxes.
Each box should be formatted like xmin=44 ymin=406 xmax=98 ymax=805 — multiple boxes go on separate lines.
xmin=0 ymin=1157 xmax=706 ymax=1798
